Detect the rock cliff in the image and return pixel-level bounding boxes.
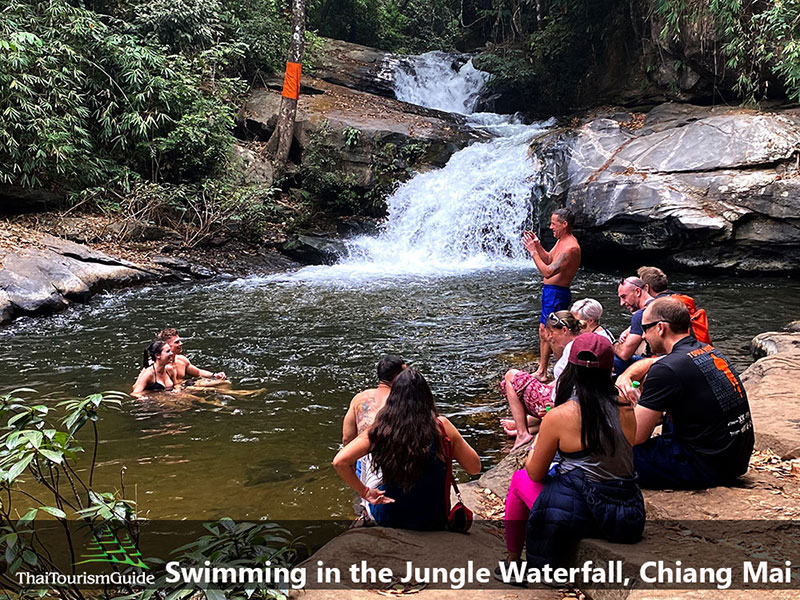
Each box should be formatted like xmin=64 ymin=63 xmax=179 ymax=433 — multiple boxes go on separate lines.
xmin=530 ymin=103 xmax=800 ymax=272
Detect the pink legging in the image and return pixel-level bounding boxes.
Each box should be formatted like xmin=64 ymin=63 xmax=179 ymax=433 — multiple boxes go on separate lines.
xmin=505 ymin=469 xmax=544 ymax=553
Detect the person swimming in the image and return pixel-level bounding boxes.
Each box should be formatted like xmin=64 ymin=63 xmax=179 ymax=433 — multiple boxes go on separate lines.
xmin=132 ymin=340 xmax=176 ymax=396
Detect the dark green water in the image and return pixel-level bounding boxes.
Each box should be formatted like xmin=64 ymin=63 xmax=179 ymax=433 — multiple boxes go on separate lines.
xmin=1 ymin=266 xmax=797 ymax=519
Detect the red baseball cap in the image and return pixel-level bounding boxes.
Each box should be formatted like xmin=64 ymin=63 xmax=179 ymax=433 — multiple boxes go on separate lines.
xmin=568 ymin=333 xmax=614 ymax=370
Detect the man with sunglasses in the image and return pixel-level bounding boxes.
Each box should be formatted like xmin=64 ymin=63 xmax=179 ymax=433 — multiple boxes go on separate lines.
xmin=522 ymin=208 xmax=581 ymax=381
xmin=617 ymin=298 xmax=754 ymax=489
xmin=614 ymin=276 xmax=655 ymax=373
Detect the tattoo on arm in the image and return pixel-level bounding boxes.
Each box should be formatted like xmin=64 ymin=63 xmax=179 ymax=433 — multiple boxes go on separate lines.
xmin=548 ymin=253 xmax=565 ymax=276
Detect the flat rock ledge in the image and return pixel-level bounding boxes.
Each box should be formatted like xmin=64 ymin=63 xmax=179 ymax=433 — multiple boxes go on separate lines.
xmin=0 ymin=235 xmax=171 ymax=326
xmin=298 ymin=328 xmax=800 ymax=600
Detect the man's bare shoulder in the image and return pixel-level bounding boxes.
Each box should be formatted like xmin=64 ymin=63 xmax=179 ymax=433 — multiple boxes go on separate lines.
xmin=176 ymin=355 xmax=191 ymax=365
xmin=351 ymin=388 xmax=377 ymax=408
xmin=558 ymin=235 xmax=581 ymax=252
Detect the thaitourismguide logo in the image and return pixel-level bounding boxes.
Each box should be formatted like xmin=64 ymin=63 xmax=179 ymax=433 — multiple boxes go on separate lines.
xmin=75 ymin=523 xmax=149 ymax=569
xmin=15 ymin=524 xmax=155 ymax=587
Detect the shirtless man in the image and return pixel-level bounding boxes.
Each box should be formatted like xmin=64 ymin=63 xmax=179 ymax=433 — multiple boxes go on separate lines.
xmin=342 ymin=355 xmax=406 ymax=518
xmin=158 ymin=328 xmax=226 ymax=385
xmin=522 ymin=208 xmax=582 ymax=380
xmin=342 ymin=355 xmax=406 ymax=445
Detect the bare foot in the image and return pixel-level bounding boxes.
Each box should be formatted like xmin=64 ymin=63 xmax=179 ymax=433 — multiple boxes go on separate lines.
xmin=511 ymin=432 xmax=533 ymax=451
xmin=532 ymin=370 xmax=548 ymax=382
xmin=500 ymin=419 xmax=517 ymax=436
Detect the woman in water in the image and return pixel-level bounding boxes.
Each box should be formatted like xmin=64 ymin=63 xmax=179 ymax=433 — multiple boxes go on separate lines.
xmin=499 ymin=334 xmax=643 ymax=573
xmin=500 ymin=310 xmax=582 ymax=449
xmin=571 ymin=298 xmax=615 ymax=344
xmin=132 ymin=340 xmax=176 ymax=396
xmin=333 ymin=368 xmax=481 ymax=530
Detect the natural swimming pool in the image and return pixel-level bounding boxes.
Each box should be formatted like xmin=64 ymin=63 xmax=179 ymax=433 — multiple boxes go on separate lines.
xmin=1 ymin=266 xmax=797 ymax=519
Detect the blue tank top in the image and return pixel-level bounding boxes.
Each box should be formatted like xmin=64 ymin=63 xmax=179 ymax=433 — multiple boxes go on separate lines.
xmin=369 ymin=441 xmax=448 ymax=530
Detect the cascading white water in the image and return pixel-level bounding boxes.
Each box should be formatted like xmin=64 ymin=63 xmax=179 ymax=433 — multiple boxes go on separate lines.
xmin=343 ymin=124 xmax=550 ymax=273
xmin=393 ymin=51 xmax=490 ymax=115
xmin=289 ymin=51 xmax=552 ymax=281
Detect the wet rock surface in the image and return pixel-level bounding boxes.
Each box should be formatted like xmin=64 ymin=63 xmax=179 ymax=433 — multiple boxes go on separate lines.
xmin=281 ymin=234 xmax=347 ymax=265
xmin=531 ymin=103 xmax=800 ymax=273
xmin=310 ymin=38 xmax=399 ymax=99
xmin=0 ymin=235 xmax=157 ymax=324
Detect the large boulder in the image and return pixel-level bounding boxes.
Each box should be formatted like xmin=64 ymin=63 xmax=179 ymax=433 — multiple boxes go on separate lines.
xmin=530 ymin=103 xmax=800 ymax=273
xmin=0 ymin=236 xmax=157 ymax=325
xmin=741 ymin=329 xmax=800 ymax=459
xmin=310 ymin=38 xmax=399 ymax=99
xmin=281 ymin=235 xmax=346 ymax=265
xmin=240 ymin=75 xmax=485 ymax=199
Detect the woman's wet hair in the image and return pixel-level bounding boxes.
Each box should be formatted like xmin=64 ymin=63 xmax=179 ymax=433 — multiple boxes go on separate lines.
xmin=377 ymin=355 xmax=406 ymax=385
xmin=368 ymin=368 xmax=443 ymax=492
xmin=554 ymin=362 xmax=625 ymax=456
xmin=142 ymin=340 xmax=169 ymax=369
xmin=571 ymin=298 xmax=603 ymax=324
xmin=546 ymin=310 xmax=581 ymax=335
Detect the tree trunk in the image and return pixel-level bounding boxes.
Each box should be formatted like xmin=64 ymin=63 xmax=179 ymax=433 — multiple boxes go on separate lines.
xmin=267 ymin=0 xmax=306 ymax=168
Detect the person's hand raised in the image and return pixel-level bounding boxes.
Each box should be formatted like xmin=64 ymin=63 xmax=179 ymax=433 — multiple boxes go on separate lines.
xmin=522 ymin=230 xmax=539 ymax=254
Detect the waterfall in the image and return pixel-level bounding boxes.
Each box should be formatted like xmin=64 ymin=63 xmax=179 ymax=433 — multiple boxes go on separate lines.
xmin=393 ymin=51 xmax=490 ymax=115
xmin=300 ymin=52 xmax=553 ymax=280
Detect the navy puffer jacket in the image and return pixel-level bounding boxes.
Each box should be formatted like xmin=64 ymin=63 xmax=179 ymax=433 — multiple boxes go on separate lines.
xmin=525 ymin=467 xmax=645 ymax=568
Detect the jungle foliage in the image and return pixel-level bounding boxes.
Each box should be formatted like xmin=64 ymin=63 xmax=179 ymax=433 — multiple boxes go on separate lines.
xmin=0 ymin=388 xmax=296 ymax=600
xmin=654 ymin=0 xmax=800 ymax=103
xmin=2 ymin=0 xmax=799 ymax=228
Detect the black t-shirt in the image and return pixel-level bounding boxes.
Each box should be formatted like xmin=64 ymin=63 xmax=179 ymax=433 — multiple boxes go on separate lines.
xmin=639 ymin=336 xmax=754 ymax=478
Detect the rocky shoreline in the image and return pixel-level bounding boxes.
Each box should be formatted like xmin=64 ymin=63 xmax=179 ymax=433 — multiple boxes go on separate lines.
xmin=0 ymin=216 xmax=300 ymax=327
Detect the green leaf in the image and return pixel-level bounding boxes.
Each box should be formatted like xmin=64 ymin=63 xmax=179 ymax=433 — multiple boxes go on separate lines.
xmin=39 ymin=506 xmax=66 ymax=519
xmin=38 ymin=449 xmax=63 ymax=464
xmin=205 ymin=589 xmax=225 ymax=600
xmin=5 ymin=453 xmax=33 ymax=482
xmin=18 ymin=508 xmax=38 ymax=524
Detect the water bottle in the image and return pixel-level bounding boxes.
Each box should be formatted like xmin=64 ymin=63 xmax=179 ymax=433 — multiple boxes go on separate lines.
xmin=630 ymin=380 xmax=641 ymax=405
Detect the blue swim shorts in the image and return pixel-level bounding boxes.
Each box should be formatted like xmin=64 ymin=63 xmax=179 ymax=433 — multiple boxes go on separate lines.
xmin=540 ymin=284 xmax=572 ymax=324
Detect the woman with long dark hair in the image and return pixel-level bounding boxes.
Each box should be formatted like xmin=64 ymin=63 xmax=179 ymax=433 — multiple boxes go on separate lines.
xmin=499 ymin=333 xmax=644 ymax=573
xmin=132 ymin=340 xmax=176 ymax=396
xmin=333 ymin=368 xmax=481 ymax=530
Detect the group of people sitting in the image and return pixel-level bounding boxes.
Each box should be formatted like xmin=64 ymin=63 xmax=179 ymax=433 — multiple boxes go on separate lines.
xmin=332 ymin=264 xmax=755 ymax=574
xmin=131 ymin=328 xmax=226 ymax=396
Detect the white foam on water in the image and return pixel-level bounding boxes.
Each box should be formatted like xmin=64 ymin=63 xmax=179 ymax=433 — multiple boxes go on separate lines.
xmin=393 ymin=51 xmax=490 ymax=115
xmin=272 ymin=51 xmax=553 ymax=286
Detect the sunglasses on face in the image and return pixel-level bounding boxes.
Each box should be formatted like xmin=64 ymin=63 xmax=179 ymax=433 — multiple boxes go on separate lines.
xmin=641 ymin=320 xmax=668 ymax=332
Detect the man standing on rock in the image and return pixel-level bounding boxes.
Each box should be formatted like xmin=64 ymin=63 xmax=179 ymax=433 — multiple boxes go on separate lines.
xmin=522 ymin=208 xmax=581 ymax=381
xmin=618 ymin=298 xmax=754 ymax=489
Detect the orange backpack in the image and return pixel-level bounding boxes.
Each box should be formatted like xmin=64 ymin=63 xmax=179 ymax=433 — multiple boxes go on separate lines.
xmin=672 ymin=293 xmax=711 ymax=344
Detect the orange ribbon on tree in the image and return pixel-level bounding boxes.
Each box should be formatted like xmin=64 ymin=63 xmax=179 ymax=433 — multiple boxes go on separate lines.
xmin=282 ymin=62 xmax=302 ymax=100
